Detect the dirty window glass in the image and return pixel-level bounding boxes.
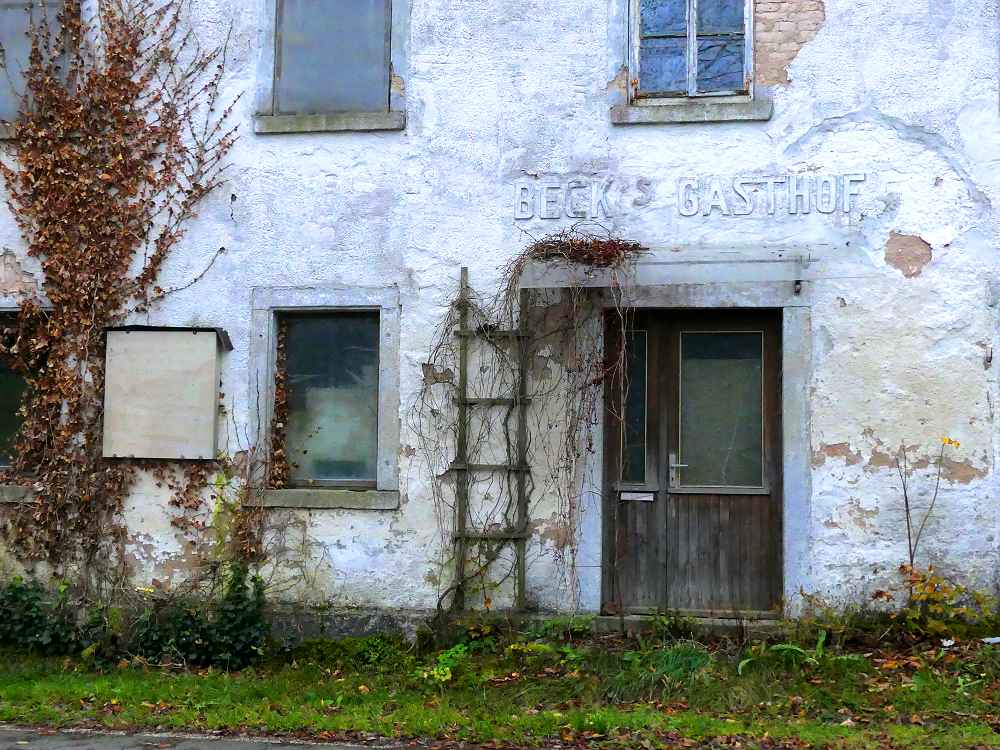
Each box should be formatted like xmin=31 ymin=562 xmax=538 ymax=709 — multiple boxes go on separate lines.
xmin=697 ymin=0 xmax=743 ymax=33
xmin=679 ymin=332 xmax=762 ymax=487
xmin=283 ymin=312 xmax=380 ymax=485
xmin=641 ymin=0 xmax=686 ymax=35
xmin=276 ymin=0 xmax=391 ymax=115
xmin=637 ymin=0 xmax=748 ymax=97
xmin=696 ymin=37 xmax=744 ymax=92
xmin=638 ymin=0 xmax=687 ymax=94
xmin=638 ymin=37 xmax=687 ymax=95
xmin=0 ymin=358 xmax=25 ymax=467
xmin=621 ymin=330 xmax=647 ymax=484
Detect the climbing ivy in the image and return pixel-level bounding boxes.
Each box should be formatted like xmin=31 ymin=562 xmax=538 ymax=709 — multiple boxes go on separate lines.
xmin=0 ymin=0 xmax=237 ymax=577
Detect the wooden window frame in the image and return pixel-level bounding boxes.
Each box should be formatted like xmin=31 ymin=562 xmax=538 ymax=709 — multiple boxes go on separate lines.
xmin=629 ymin=0 xmax=755 ymax=103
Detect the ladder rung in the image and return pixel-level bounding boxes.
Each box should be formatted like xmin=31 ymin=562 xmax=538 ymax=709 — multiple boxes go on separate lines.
xmin=451 ymin=463 xmax=531 ymax=473
xmin=459 ymin=397 xmax=531 ymax=406
xmin=453 ymin=530 xmax=529 ymax=541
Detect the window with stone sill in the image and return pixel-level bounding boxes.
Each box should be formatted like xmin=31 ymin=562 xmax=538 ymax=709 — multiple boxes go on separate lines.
xmin=635 ymin=0 xmax=751 ymax=99
xmin=612 ymin=0 xmax=771 ymax=124
xmin=253 ymin=0 xmax=407 ymax=135
xmin=250 ymin=285 xmax=401 ymax=510
xmin=281 ymin=311 xmax=381 ymax=488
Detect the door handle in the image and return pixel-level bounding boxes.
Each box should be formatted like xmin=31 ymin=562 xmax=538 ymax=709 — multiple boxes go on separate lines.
xmin=668 ymin=452 xmax=686 ymax=487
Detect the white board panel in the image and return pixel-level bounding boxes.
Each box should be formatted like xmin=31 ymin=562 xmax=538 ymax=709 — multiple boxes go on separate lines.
xmin=102 ymin=330 xmax=220 ymax=460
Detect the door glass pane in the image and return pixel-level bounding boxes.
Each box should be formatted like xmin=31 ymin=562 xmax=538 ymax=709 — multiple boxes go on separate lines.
xmin=0 ymin=360 xmax=25 ymax=466
xmin=641 ymin=0 xmax=686 ymax=36
xmin=696 ymin=36 xmax=745 ymax=92
xmin=622 ymin=330 xmax=647 ymax=483
xmin=697 ymin=0 xmax=744 ymax=34
xmin=679 ymin=332 xmax=762 ymax=487
xmin=284 ymin=312 xmax=380 ymax=484
xmin=277 ymin=0 xmax=390 ymax=114
xmin=639 ymin=37 xmax=687 ymax=95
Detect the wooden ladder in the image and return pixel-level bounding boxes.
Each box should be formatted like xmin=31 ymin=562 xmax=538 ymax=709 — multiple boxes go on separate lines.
xmin=450 ymin=267 xmax=530 ymax=611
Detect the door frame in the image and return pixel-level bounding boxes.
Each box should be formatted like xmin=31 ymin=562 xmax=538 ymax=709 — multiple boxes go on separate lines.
xmin=594 ymin=285 xmax=813 ymax=619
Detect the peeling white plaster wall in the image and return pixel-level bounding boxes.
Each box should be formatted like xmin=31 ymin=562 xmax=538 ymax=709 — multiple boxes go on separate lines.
xmin=0 ymin=0 xmax=997 ymax=615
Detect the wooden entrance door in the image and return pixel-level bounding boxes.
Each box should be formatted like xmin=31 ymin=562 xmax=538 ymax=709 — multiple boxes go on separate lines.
xmin=602 ymin=310 xmax=783 ymax=616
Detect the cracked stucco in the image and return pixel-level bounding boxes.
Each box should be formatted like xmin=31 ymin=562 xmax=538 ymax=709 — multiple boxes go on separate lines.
xmin=0 ymin=0 xmax=996 ymax=614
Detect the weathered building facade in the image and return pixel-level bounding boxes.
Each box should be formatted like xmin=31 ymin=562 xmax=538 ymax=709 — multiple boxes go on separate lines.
xmin=0 ymin=0 xmax=997 ymax=623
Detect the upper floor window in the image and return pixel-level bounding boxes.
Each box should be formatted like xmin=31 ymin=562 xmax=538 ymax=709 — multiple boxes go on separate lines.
xmin=255 ymin=0 xmax=407 ymax=134
xmin=634 ymin=0 xmax=751 ymax=99
xmin=0 ymin=1 xmax=65 ymax=133
xmin=275 ymin=0 xmax=390 ymax=115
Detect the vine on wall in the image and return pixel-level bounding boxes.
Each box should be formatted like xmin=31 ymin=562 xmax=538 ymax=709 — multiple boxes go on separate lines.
xmin=413 ymin=226 xmax=645 ymax=614
xmin=0 ymin=0 xmax=237 ymax=578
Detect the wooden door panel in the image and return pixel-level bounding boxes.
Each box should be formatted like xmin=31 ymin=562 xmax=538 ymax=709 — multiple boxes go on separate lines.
xmin=664 ymin=311 xmax=782 ymax=615
xmin=666 ymin=494 xmax=781 ymax=612
xmin=613 ymin=499 xmax=666 ymax=611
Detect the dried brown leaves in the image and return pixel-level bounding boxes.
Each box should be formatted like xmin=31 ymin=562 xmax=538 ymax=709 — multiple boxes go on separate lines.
xmin=0 ymin=0 xmax=237 ymax=569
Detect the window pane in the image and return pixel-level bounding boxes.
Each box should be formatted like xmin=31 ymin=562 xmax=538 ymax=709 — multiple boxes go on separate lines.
xmin=0 ymin=2 xmax=32 ymax=122
xmin=696 ymin=36 xmax=745 ymax=92
xmin=640 ymin=0 xmax=686 ymax=36
xmin=679 ymin=332 xmax=762 ymax=487
xmin=639 ymin=37 xmax=687 ymax=95
xmin=697 ymin=0 xmax=744 ymax=34
xmin=622 ymin=331 xmax=647 ymax=484
xmin=0 ymin=359 xmax=25 ymax=467
xmin=277 ymin=0 xmax=390 ymax=115
xmin=284 ymin=313 xmax=380 ymax=484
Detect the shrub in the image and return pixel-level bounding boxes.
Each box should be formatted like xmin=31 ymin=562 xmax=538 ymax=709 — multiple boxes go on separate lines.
xmin=0 ymin=566 xmax=269 ymax=669
xmin=0 ymin=577 xmax=76 ymax=654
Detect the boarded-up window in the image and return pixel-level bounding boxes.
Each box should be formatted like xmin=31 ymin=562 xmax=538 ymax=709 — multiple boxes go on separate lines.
xmin=275 ymin=0 xmax=391 ymax=115
xmin=636 ymin=0 xmax=750 ymax=97
xmin=0 ymin=2 xmax=34 ymax=123
xmin=102 ymin=329 xmax=224 ymax=461
xmin=282 ymin=312 xmax=380 ymax=487
xmin=0 ymin=1 xmax=65 ymax=123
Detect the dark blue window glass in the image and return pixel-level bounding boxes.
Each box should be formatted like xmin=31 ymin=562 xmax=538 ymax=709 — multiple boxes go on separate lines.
xmin=696 ymin=37 xmax=744 ymax=92
xmin=640 ymin=0 xmax=686 ymax=35
xmin=697 ymin=0 xmax=744 ymax=34
xmin=639 ymin=37 xmax=687 ymax=94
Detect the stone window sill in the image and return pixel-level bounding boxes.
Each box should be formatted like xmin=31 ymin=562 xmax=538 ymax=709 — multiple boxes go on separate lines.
xmin=611 ymin=95 xmax=772 ymax=125
xmin=0 ymin=484 xmax=34 ymax=504
xmin=254 ymin=111 xmax=406 ymax=135
xmin=258 ymin=488 xmax=400 ymax=510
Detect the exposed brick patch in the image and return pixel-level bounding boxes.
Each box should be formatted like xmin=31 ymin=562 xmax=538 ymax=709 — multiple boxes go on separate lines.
xmin=755 ymin=0 xmax=826 ymax=85
xmin=0 ymin=249 xmax=36 ymax=295
xmin=885 ymin=232 xmax=932 ymax=278
xmin=812 ymin=441 xmax=862 ymax=467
